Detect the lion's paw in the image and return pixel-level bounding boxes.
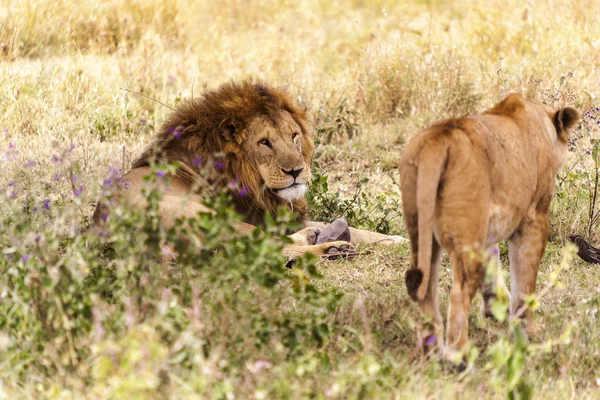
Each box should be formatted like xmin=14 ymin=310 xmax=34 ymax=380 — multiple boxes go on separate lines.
xmin=319 ymin=241 xmax=356 ymax=259
xmin=289 ymin=227 xmax=321 ymax=246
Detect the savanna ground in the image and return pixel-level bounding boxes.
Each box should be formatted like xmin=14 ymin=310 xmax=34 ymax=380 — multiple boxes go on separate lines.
xmin=1 ymin=0 xmax=600 ymax=398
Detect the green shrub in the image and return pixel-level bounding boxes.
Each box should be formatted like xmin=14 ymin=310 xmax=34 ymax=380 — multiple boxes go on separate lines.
xmin=307 ymin=169 xmax=402 ymax=235
xmin=0 ymin=156 xmax=340 ymax=397
xmin=316 ymin=97 xmax=361 ymax=144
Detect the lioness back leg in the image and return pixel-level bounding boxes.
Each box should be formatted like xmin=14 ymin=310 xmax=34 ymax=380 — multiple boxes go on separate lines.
xmin=437 ymin=180 xmax=489 ymax=359
xmin=420 ymin=239 xmax=443 ymax=348
xmin=445 ymin=248 xmax=484 ymax=355
xmin=508 ymin=213 xmax=548 ymax=336
xmin=401 ymin=161 xmax=444 ymax=348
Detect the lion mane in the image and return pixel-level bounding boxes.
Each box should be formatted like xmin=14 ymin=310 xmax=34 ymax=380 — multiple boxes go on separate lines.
xmin=132 ymin=80 xmax=315 ymax=224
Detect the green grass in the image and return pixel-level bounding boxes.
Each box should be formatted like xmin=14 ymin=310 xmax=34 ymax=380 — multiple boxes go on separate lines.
xmin=1 ymin=0 xmax=600 ymax=398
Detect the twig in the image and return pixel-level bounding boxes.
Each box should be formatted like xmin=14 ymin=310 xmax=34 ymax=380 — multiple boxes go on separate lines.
xmin=588 ymin=163 xmax=599 ymax=238
xmin=334 ymin=183 xmax=363 ymax=220
xmin=119 ymin=87 xmax=176 ymax=111
xmin=121 ymin=145 xmax=127 ymax=177
xmin=557 ymin=150 xmax=586 ymax=187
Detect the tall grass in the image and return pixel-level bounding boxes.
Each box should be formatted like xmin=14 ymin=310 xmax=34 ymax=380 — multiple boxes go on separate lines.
xmin=1 ymin=0 xmax=600 ymax=398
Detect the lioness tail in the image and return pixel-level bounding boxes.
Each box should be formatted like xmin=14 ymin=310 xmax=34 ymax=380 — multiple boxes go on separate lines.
xmin=405 ymin=138 xmax=447 ymax=302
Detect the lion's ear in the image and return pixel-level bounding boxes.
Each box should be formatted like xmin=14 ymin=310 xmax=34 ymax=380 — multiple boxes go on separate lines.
xmin=554 ymin=107 xmax=580 ymax=142
xmin=218 ymin=119 xmax=240 ymax=141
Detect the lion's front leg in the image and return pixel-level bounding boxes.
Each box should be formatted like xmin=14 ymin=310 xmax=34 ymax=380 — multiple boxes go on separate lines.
xmin=283 ymin=241 xmax=356 ymax=259
xmin=288 ymin=227 xmax=321 ymax=246
xmin=286 ymin=226 xmax=356 ymax=263
xmin=304 ymin=220 xmax=406 ymax=246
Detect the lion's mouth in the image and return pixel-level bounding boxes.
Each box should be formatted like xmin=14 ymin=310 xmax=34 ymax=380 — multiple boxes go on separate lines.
xmin=272 ymin=182 xmax=303 ymax=192
xmin=271 ymin=183 xmax=307 ymax=201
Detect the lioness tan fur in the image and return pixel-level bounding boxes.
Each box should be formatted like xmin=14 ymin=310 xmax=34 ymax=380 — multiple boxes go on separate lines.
xmin=94 ymin=80 xmax=402 ymax=259
xmin=399 ymin=94 xmax=579 ymax=364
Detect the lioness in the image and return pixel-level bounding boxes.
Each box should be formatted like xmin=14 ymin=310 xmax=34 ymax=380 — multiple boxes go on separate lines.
xmin=399 ymin=94 xmax=579 ymax=365
xmin=94 ymin=80 xmax=403 ymax=259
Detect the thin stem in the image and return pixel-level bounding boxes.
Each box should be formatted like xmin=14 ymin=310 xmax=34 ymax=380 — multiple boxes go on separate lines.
xmin=588 ymin=164 xmax=599 ymax=238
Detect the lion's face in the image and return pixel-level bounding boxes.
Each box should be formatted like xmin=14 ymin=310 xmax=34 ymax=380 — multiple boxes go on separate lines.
xmin=132 ymin=80 xmax=315 ymax=218
xmin=241 ymin=110 xmax=311 ymax=202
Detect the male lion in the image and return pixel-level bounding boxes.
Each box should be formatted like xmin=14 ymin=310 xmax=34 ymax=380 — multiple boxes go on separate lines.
xmin=95 ymin=80 xmax=402 ymax=259
xmin=399 ymin=94 xmax=579 ymax=365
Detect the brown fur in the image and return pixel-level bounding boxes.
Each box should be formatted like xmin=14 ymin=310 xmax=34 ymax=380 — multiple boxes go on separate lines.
xmin=399 ymin=93 xmax=579 ymax=361
xmin=131 ymin=79 xmax=313 ymax=225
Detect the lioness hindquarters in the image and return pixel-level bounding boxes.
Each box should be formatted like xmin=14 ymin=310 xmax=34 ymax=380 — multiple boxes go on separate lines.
xmin=400 ymin=94 xmax=580 ymax=367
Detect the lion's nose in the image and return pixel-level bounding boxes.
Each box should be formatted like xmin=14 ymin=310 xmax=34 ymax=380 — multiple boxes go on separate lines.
xmin=282 ymin=167 xmax=303 ymax=179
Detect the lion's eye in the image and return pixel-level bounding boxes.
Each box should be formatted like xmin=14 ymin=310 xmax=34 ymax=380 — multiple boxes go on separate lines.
xmin=258 ymin=138 xmax=272 ymax=148
xmin=292 ymin=132 xmax=300 ymax=143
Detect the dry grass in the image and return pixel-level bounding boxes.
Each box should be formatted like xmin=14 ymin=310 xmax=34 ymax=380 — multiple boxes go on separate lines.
xmin=1 ymin=0 xmax=600 ymax=398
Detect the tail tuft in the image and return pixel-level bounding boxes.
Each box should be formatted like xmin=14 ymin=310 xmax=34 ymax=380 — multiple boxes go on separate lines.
xmin=405 ymin=269 xmax=424 ymax=301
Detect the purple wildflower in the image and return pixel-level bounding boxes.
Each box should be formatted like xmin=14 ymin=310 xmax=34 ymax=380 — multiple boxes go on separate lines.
xmin=101 ymin=213 xmax=109 ymax=222
xmin=107 ymin=165 xmax=122 ymax=177
xmin=227 ymin=181 xmax=239 ymax=190
xmin=8 ymin=142 xmax=15 ymax=149
xmin=42 ymin=199 xmax=51 ymax=210
xmin=157 ymin=170 xmax=166 ymax=178
xmin=239 ymin=185 xmax=250 ymax=197
xmin=51 ymin=155 xmax=61 ymax=164
xmin=25 ymin=160 xmax=35 ymax=168
xmin=9 ymin=191 xmax=16 ymax=199
xmin=192 ymin=157 xmax=202 ymax=165
xmin=425 ymin=335 xmax=437 ymax=346
xmin=215 ymin=161 xmax=225 ymax=170
xmin=53 ymin=173 xmax=62 ymax=181
xmin=21 ymin=254 xmax=30 ymax=263
xmin=492 ymin=247 xmax=500 ymax=256
xmin=140 ymin=119 xmax=147 ymax=125
xmin=73 ymin=184 xmax=84 ymax=197
xmin=173 ymin=130 xmax=182 ymax=139
xmin=8 ymin=182 xmax=14 ymax=187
